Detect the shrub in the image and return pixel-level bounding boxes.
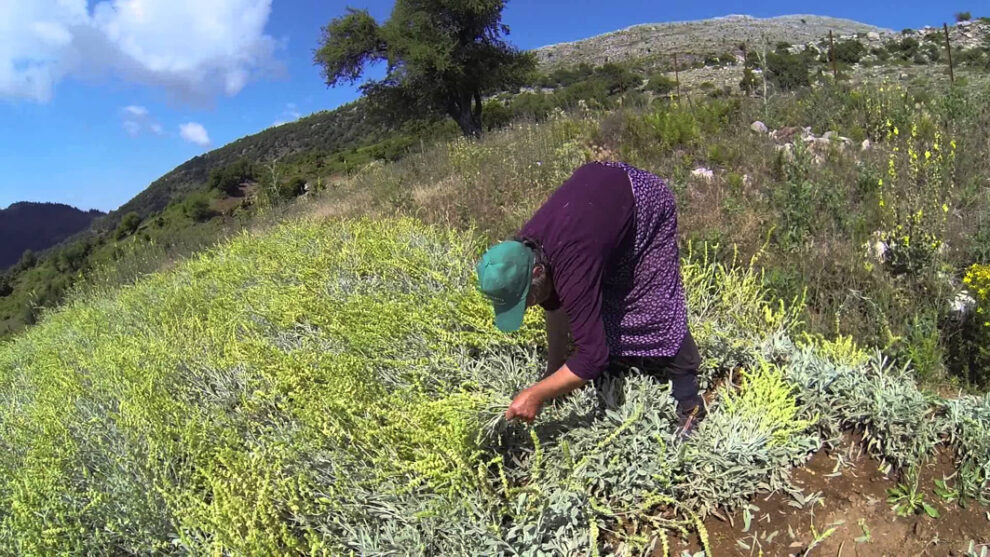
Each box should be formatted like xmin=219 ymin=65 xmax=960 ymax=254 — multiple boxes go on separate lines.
xmin=54 ymin=240 xmax=92 ymax=273
xmin=739 ymin=67 xmax=759 ymax=95
xmin=593 ymin=63 xmax=642 ymax=95
xmin=278 ymin=177 xmax=307 ymax=199
xmin=114 ymin=212 xmax=141 ymax=240
xmin=509 ymin=91 xmax=552 ymax=121
xmin=482 ymin=99 xmax=513 ymax=130
xmin=182 ymin=193 xmax=214 ymax=222
xmin=833 ymin=40 xmax=867 ymax=64
xmin=956 ymin=47 xmax=988 ymax=67
xmin=954 ymin=264 xmax=990 ymax=387
xmin=955 ymin=11 xmax=972 ymax=22
xmin=0 ymin=275 xmax=11 ymax=298
xmin=646 ymin=73 xmax=676 ymax=95
xmin=766 ymin=51 xmax=810 ymax=91
xmin=16 ymin=250 xmax=36 ymax=271
xmin=890 ymin=37 xmax=920 ymax=60
xmin=644 ymin=103 xmax=700 ymax=148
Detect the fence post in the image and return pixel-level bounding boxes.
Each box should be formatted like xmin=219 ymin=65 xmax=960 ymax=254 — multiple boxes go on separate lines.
xmin=829 ymin=30 xmax=838 ymax=80
xmin=673 ymin=53 xmax=681 ymax=100
xmin=943 ymin=23 xmax=955 ymax=83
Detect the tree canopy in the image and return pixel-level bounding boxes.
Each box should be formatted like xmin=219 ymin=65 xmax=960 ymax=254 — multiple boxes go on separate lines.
xmin=314 ymin=0 xmax=535 ymax=137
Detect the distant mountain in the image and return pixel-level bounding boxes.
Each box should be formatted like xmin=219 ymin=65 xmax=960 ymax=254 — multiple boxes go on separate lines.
xmin=0 ymin=202 xmax=105 ymax=269
xmin=534 ymin=14 xmax=887 ymax=70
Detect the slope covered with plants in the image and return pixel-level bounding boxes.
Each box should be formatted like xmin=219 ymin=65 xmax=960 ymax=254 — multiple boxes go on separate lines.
xmin=0 ymin=216 xmax=987 ymax=555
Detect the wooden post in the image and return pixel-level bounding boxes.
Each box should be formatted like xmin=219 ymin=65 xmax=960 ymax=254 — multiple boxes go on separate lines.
xmin=943 ymin=23 xmax=955 ymax=83
xmin=673 ymin=53 xmax=681 ymax=100
xmin=828 ymin=30 xmax=838 ymax=80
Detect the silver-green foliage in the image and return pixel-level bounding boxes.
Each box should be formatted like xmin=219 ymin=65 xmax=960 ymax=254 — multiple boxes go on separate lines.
xmin=0 ymin=217 xmax=986 ymax=556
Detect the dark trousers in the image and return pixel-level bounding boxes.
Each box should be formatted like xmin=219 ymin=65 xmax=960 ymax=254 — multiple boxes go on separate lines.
xmin=606 ymin=330 xmax=703 ymax=417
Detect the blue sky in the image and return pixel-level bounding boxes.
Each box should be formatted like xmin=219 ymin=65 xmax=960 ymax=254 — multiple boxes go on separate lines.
xmin=0 ymin=0 xmax=976 ymax=212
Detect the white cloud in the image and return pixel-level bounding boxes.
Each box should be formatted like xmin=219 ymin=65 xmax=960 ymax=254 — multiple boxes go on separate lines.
xmin=120 ymin=104 xmax=163 ymax=136
xmin=122 ymin=119 xmax=141 ymax=136
xmin=273 ymin=102 xmax=302 ymax=126
xmin=0 ymin=0 xmax=279 ymax=104
xmin=179 ymin=122 xmax=210 ymax=147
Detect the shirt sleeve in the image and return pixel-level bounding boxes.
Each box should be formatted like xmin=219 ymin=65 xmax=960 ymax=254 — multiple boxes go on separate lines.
xmin=553 ymin=250 xmax=609 ymax=380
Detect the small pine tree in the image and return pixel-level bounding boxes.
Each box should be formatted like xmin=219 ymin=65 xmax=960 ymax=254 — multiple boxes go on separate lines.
xmin=955 ymin=12 xmax=972 ymax=22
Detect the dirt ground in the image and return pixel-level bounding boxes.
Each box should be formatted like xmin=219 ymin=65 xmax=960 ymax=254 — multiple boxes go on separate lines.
xmin=665 ymin=438 xmax=990 ymax=557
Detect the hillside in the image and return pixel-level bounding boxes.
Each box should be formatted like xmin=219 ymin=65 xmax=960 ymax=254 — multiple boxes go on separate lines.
xmin=101 ymin=14 xmax=888 ymax=228
xmin=0 ymin=217 xmax=986 ymax=554
xmin=0 ymin=10 xmax=989 ymax=551
xmin=534 ymin=14 xmax=887 ymax=69
xmin=95 ymin=99 xmax=444 ymax=230
xmin=0 ymin=202 xmax=104 ymax=269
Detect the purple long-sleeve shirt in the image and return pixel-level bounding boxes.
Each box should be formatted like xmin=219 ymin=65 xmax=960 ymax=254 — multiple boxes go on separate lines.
xmin=518 ymin=161 xmax=688 ymax=380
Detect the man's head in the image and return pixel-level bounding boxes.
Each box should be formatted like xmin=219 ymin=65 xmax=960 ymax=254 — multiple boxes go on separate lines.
xmin=477 ymin=240 xmax=552 ymax=332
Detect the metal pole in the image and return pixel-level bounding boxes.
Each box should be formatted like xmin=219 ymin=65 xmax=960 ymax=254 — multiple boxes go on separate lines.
xmin=943 ymin=23 xmax=955 ymax=83
xmin=829 ymin=30 xmax=838 ymax=80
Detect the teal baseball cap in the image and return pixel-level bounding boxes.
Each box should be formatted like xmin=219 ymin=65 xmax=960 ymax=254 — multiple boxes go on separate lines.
xmin=476 ymin=240 xmax=534 ymax=332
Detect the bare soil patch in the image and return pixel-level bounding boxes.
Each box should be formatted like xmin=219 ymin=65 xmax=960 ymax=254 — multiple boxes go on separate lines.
xmin=689 ymin=439 xmax=989 ymax=556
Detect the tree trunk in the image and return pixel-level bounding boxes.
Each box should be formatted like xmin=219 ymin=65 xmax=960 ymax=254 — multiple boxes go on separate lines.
xmin=448 ymin=91 xmax=482 ymax=137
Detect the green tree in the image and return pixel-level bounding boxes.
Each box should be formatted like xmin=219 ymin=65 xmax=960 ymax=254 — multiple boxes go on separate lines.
xmin=208 ymin=160 xmax=256 ymax=196
xmin=314 ymin=1 xmax=535 ymax=137
xmin=955 ymin=12 xmax=971 ymax=22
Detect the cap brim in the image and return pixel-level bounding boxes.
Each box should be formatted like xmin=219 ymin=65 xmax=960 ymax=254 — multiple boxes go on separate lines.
xmin=493 ymin=280 xmax=530 ymax=333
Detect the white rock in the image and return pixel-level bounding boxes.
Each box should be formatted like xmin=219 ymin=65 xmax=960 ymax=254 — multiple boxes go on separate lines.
xmin=691 ymin=167 xmax=715 ymax=182
xmin=951 ymin=291 xmax=976 ymax=314
xmin=750 ymin=120 xmax=769 ymax=134
xmin=958 ymin=20 xmax=972 ymax=27
xmin=867 ymin=31 xmax=880 ymax=41
xmin=822 ymin=131 xmax=837 ymax=141
xmin=866 ymin=233 xmax=888 ymax=263
xmin=861 ymin=139 xmax=872 ymax=151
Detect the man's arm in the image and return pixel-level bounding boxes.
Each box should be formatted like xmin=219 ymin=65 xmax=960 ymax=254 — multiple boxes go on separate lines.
xmin=505 ymin=364 xmax=587 ymax=423
xmin=545 ymin=308 xmax=571 ymax=377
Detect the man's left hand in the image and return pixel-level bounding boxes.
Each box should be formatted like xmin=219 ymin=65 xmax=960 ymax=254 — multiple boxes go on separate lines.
xmin=505 ymin=387 xmax=544 ymax=423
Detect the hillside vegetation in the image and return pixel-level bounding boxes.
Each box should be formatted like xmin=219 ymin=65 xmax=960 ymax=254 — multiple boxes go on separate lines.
xmin=0 ymin=216 xmax=987 ymax=554
xmin=3 ymin=15 xmax=989 ymax=345
xmin=534 ymin=14 xmax=884 ymax=70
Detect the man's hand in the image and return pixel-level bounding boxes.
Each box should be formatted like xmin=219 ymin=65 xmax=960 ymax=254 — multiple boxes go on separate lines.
xmin=505 ymin=387 xmax=543 ymax=423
